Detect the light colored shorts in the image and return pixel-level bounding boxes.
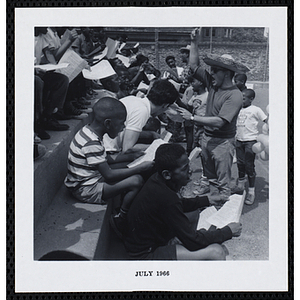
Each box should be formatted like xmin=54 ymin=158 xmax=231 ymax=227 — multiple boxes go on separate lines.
xmin=71 ymin=180 xmax=106 ymax=204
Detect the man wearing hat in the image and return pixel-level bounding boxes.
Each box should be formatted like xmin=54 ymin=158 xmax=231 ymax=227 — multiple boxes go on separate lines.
xmin=179 ymin=28 xmax=249 ymax=201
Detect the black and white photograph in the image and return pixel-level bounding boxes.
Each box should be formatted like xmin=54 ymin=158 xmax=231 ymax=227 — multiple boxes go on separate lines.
xmin=14 ymin=6 xmax=289 ymax=294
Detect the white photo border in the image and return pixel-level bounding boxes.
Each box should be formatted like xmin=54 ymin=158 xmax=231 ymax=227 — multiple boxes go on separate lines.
xmin=14 ymin=6 xmax=288 ymax=292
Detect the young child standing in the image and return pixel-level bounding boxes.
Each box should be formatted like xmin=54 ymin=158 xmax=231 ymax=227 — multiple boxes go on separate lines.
xmin=234 ymin=89 xmax=268 ymax=205
xmin=64 ymin=97 xmax=154 ymax=229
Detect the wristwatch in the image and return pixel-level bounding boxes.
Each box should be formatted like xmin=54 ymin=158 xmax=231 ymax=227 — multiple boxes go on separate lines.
xmin=190 ymin=115 xmax=195 ymax=121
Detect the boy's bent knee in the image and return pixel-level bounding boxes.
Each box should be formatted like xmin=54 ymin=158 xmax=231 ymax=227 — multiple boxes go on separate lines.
xmin=209 ymin=244 xmax=226 ymax=260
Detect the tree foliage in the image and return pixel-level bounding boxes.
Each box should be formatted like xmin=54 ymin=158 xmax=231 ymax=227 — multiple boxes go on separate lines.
xmin=230 ymin=27 xmax=267 ymax=43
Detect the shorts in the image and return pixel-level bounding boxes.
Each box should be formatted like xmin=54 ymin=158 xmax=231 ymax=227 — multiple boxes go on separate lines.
xmin=71 ymin=180 xmax=105 ymax=204
xmin=144 ymin=245 xmax=177 ymax=260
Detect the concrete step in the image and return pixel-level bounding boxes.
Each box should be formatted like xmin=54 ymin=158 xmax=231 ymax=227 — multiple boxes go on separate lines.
xmin=34 ymin=96 xmax=100 ymax=228
xmin=34 ymin=184 xmax=106 ymax=260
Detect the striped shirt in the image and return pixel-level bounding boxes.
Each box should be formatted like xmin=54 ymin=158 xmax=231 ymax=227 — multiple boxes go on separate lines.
xmin=64 ymin=125 xmax=107 ymax=188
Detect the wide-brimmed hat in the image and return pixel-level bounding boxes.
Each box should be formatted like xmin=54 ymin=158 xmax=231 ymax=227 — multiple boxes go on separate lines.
xmin=180 ymin=45 xmax=191 ymax=53
xmin=203 ymin=53 xmax=249 ymax=73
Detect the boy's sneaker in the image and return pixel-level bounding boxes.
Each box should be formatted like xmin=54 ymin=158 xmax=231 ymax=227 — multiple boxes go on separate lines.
xmin=110 ymin=213 xmax=127 ymax=239
xmin=245 ymin=193 xmax=255 ymax=205
xmin=77 ymin=97 xmax=92 ymax=106
xmin=71 ymin=102 xmax=93 ymax=113
xmin=65 ymin=103 xmax=89 ymax=120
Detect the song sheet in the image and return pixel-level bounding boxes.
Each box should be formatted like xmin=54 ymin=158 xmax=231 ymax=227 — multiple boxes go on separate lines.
xmin=57 ymin=49 xmax=88 ymax=82
xmin=197 ymin=192 xmax=246 ymax=230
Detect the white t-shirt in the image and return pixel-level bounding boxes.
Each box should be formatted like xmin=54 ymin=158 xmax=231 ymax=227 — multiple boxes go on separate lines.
xmin=103 ymin=96 xmax=151 ymax=151
xmin=236 ymin=105 xmax=267 ymax=141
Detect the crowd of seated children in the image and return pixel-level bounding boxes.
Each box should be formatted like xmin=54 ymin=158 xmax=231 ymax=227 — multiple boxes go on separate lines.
xmin=34 ymin=27 xmax=270 ymax=261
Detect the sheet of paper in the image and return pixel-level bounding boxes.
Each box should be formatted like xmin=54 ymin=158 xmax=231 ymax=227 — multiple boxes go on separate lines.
xmin=196 ymin=192 xmax=245 ymax=230
xmin=57 ymin=49 xmax=88 ymax=82
xmin=82 ymin=59 xmax=116 ymax=80
xmin=105 ymin=38 xmax=119 ymax=59
xmin=127 ymin=139 xmax=167 ymax=168
xmin=116 ymin=54 xmax=130 ymax=67
xmin=87 ymin=45 xmax=108 ymax=59
xmin=207 ymin=192 xmax=246 ymax=228
xmin=137 ymin=81 xmax=149 ymax=91
xmin=34 ymin=63 xmax=69 ymax=72
xmin=197 ymin=206 xmax=218 ymax=230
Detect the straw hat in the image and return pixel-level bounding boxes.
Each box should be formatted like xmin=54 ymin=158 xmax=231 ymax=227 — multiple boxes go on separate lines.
xmin=203 ymin=53 xmax=249 ymax=73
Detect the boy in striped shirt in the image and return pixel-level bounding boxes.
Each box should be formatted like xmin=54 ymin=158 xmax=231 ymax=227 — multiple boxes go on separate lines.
xmin=65 ymin=97 xmax=154 ymax=231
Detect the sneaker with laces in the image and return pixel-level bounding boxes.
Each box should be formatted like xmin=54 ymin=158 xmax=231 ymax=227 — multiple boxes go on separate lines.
xmin=64 ymin=103 xmax=89 ymax=119
xmin=245 ymin=193 xmax=255 ymax=205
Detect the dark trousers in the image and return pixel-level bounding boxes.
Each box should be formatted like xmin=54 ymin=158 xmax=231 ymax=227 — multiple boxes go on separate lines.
xmin=236 ymin=140 xmax=257 ymax=187
xmin=41 ymin=72 xmax=69 ymax=115
xmin=184 ymin=122 xmax=194 ymax=154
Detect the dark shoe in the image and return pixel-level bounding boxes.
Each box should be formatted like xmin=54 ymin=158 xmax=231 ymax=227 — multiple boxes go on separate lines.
xmin=43 ymin=118 xmax=69 ymax=131
xmin=65 ymin=103 xmax=89 ymax=119
xmin=53 ymin=110 xmax=72 ymax=120
xmin=77 ymin=97 xmax=91 ymax=106
xmin=110 ymin=213 xmax=126 ymax=239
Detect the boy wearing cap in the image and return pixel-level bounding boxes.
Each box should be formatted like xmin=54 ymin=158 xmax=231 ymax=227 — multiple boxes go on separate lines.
xmin=178 ymin=28 xmax=249 ymax=201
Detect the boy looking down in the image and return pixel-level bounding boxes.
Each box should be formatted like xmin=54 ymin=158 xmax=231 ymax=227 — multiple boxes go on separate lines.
xmin=65 ymin=97 xmax=154 ymax=216
xmin=123 ymin=143 xmax=242 ymax=260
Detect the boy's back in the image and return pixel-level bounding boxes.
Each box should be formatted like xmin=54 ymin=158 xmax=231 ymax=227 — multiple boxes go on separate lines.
xmin=65 ymin=124 xmax=106 ymax=188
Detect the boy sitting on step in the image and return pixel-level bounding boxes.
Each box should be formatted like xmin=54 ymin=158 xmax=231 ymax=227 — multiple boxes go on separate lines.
xmin=123 ymin=143 xmax=242 ymax=260
xmin=64 ymin=97 xmax=154 ymax=215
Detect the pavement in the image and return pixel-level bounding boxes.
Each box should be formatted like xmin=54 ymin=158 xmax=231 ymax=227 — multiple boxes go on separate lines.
xmin=34 ymin=85 xmax=269 ymax=261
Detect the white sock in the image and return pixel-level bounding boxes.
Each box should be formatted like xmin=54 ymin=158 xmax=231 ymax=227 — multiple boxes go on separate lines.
xmin=248 ymin=187 xmax=255 ymax=195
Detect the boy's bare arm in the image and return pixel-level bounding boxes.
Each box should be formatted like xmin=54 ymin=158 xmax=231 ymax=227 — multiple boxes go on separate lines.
xmin=54 ymin=29 xmax=78 ymax=62
xmin=96 ymin=160 xmax=154 ymax=183
xmin=106 ymin=149 xmax=145 ymax=164
xmin=189 ymin=28 xmax=201 ymax=72
xmin=121 ymin=129 xmax=141 ymax=153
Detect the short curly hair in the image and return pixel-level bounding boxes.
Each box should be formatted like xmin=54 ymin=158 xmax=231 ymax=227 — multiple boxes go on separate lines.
xmin=154 ymin=143 xmax=186 ymax=175
xmin=147 ymin=79 xmax=179 ymax=106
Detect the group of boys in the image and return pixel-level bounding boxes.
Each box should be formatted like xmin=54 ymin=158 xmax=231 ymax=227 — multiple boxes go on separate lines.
xmin=59 ymin=27 xmax=269 ymax=261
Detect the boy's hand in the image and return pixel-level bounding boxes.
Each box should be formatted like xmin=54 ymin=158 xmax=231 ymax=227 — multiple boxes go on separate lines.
xmin=124 ymin=148 xmax=145 ymax=160
xmin=208 ymin=194 xmax=227 ymax=209
xmin=68 ymin=29 xmax=79 ymax=42
xmin=178 ymin=107 xmax=192 ymax=120
xmin=137 ymin=161 xmax=155 ymax=172
xmin=227 ymin=222 xmax=242 ymax=237
xmin=191 ymin=27 xmax=201 ymax=43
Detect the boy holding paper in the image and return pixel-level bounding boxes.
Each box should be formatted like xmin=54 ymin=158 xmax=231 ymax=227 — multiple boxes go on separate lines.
xmin=65 ymin=97 xmax=154 ymax=228
xmin=123 ymin=143 xmax=242 ymax=260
